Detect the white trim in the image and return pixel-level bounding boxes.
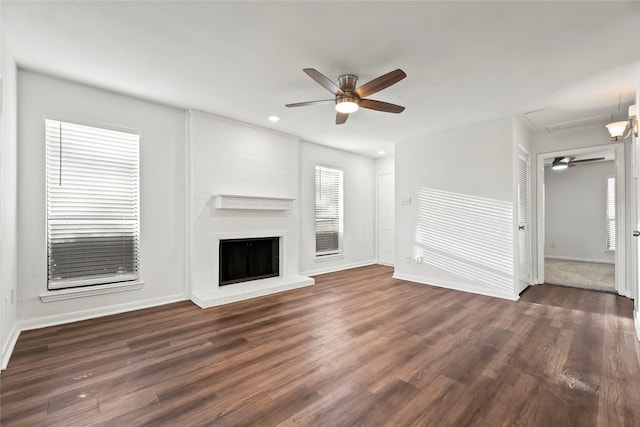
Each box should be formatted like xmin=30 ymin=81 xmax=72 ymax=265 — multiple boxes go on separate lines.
xmin=314 ymin=253 xmax=344 ymax=262
xmin=43 ymin=115 xmax=140 ymax=136
xmin=635 ymin=310 xmax=640 ymax=341
xmin=1 ymin=323 xmax=20 ymax=370
xmin=392 ymin=272 xmax=519 ymax=301
xmin=301 ymin=259 xmax=376 ymax=277
xmin=40 ymin=280 xmax=144 ymax=302
xmin=614 ymin=143 xmax=626 ymax=297
xmin=212 ymin=195 xmax=294 ymax=210
xmin=544 ymin=256 xmax=615 ymax=265
xmin=21 ymin=293 xmax=187 ymax=332
xmin=185 ymin=111 xmax=192 ymax=298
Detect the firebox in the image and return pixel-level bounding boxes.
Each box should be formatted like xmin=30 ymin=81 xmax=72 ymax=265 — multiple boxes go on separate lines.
xmin=219 ymin=237 xmax=279 ymax=286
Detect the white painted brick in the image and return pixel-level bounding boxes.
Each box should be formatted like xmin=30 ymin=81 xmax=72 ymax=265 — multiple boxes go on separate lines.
xmin=188 ymin=112 xmax=301 ymax=290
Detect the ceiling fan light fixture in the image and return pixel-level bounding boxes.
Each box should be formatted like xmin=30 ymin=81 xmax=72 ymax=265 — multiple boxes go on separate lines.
xmin=335 ymin=96 xmax=359 ymax=114
xmin=551 ymin=157 xmax=569 ymax=170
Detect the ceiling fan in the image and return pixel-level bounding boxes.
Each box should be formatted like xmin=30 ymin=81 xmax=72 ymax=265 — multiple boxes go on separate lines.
xmin=285 ymin=68 xmax=406 ymax=124
xmin=551 ymin=156 xmax=605 ymax=170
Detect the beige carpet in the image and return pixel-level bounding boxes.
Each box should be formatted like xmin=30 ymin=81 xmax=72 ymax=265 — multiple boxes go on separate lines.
xmin=544 ymin=258 xmax=615 ymax=292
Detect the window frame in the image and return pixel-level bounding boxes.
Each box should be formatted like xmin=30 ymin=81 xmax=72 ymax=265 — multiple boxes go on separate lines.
xmin=45 ymin=118 xmax=141 ymax=291
xmin=314 ymin=164 xmax=344 ymax=259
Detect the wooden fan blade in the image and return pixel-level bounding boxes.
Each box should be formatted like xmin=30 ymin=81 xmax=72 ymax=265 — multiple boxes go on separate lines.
xmin=303 ymin=68 xmax=344 ymax=96
xmin=359 ymin=99 xmax=405 ymax=113
xmin=336 ymin=112 xmax=349 ymax=124
xmin=355 ymin=69 xmax=406 ymax=98
xmin=569 ymin=157 xmax=606 ymax=164
xmin=286 ymin=99 xmax=335 ymax=108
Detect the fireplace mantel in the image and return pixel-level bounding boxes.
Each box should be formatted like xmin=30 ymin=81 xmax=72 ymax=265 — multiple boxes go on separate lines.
xmin=212 ymin=194 xmax=294 ymax=210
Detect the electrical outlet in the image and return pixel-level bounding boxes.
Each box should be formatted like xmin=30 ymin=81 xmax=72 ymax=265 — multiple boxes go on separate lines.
xmin=416 ymin=256 xmax=423 ymax=264
xmin=550 ymin=243 xmax=556 ymax=248
xmin=405 ymin=256 xmax=412 ymax=263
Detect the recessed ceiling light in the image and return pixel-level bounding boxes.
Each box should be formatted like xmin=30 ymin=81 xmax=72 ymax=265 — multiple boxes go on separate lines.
xmin=378 ymin=150 xmax=386 ymax=155
xmin=268 ymin=116 xmax=280 ymax=123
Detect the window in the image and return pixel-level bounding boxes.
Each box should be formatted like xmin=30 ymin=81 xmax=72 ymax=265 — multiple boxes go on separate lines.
xmin=606 ymin=176 xmax=615 ymax=252
xmin=46 ymin=119 xmax=140 ymax=290
xmin=315 ymin=165 xmax=343 ymax=257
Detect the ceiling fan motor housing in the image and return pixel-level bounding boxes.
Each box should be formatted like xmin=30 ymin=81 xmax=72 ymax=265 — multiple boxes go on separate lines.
xmin=338 ymin=74 xmax=358 ymax=92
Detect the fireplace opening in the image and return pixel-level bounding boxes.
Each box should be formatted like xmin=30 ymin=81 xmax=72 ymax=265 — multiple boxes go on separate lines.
xmin=219 ymin=237 xmax=279 ymax=286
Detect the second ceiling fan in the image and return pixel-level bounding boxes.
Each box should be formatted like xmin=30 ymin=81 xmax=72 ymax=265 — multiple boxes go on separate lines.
xmin=286 ymin=68 xmax=406 ymax=124
xmin=551 ymin=156 xmax=605 ymax=170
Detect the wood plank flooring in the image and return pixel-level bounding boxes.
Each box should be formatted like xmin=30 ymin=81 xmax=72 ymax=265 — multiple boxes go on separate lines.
xmin=1 ymin=264 xmax=639 ymax=426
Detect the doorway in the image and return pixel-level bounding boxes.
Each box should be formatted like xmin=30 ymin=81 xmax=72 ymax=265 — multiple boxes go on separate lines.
xmin=377 ymin=173 xmax=395 ymax=265
xmin=536 ymin=144 xmax=625 ymax=295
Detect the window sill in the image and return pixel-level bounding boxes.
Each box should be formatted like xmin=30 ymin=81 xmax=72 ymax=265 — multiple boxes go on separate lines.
xmin=315 ymin=254 xmax=344 ymax=263
xmin=40 ymin=281 xmax=144 ymax=303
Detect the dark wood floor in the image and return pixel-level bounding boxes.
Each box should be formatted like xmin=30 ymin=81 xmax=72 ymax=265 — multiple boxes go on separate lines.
xmin=2 ymin=265 xmax=639 ymax=426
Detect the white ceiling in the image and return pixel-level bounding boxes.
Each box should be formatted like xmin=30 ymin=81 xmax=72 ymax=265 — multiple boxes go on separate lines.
xmin=3 ymin=1 xmax=639 ymax=158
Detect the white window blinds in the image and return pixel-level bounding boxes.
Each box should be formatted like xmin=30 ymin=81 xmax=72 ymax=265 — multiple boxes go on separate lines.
xmin=46 ymin=119 xmax=140 ymax=290
xmin=606 ymin=176 xmax=616 ymax=252
xmin=315 ymin=165 xmax=343 ymax=257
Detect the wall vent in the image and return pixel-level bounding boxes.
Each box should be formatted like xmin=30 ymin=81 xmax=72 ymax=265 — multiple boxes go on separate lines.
xmin=545 ymin=113 xmax=612 ymax=133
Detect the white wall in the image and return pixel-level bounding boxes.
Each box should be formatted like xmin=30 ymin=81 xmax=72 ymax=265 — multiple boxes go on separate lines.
xmin=299 ymin=141 xmax=376 ymax=275
xmin=189 ymin=111 xmax=300 ymax=292
xmin=1 ymin=23 xmax=20 ymax=369
xmin=395 ymin=116 xmax=517 ymax=299
xmin=17 ymin=71 xmax=186 ymax=328
xmin=375 ymin=155 xmax=394 ymax=176
xmin=544 ymin=161 xmax=615 ymax=263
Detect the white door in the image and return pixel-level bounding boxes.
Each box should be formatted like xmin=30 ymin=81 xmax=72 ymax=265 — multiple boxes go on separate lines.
xmin=518 ymin=151 xmax=531 ymax=293
xmin=633 ymin=130 xmax=640 ymax=306
xmin=377 ymin=173 xmax=395 ymax=265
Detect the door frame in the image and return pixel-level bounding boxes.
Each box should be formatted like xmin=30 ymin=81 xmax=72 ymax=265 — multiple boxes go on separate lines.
xmin=535 ymin=142 xmax=627 ymax=296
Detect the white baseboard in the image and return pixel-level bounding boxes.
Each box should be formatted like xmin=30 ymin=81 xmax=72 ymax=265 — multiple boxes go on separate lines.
xmin=301 ymin=259 xmax=376 ymax=277
xmin=635 ymin=310 xmax=640 ymax=341
xmin=19 ymin=293 xmax=188 ymax=332
xmin=392 ymin=272 xmax=519 ymax=301
xmin=544 ymin=256 xmax=614 ymax=265
xmin=1 ymin=323 xmax=21 ymax=370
